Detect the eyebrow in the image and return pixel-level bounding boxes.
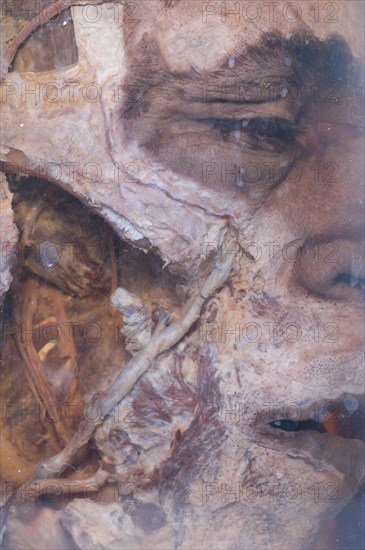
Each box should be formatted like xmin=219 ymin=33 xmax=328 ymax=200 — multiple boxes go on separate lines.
xmin=173 ymin=32 xmax=358 ymax=104
xmin=122 ymin=32 xmax=359 ymax=119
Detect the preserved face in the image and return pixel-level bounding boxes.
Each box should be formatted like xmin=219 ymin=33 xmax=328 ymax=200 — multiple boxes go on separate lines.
xmin=109 ymin=2 xmax=365 ymax=548
xmin=0 ymin=1 xmax=364 ymax=549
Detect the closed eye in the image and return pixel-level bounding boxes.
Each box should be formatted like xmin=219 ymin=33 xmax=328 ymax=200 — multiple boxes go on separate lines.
xmin=211 ymin=117 xmax=299 ymax=146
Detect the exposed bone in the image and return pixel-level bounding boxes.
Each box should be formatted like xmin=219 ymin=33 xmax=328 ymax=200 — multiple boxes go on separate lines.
xmin=0 ymin=173 xmax=18 ymax=304
xmin=110 ymin=287 xmax=152 ymax=354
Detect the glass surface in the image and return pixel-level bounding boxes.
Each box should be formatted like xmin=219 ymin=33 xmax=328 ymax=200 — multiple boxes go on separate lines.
xmin=0 ymin=1 xmax=364 ymax=549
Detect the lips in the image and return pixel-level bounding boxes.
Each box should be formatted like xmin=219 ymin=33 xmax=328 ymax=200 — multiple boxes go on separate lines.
xmin=250 ymin=394 xmax=365 ymax=490
xmin=270 ymin=394 xmax=365 ymax=442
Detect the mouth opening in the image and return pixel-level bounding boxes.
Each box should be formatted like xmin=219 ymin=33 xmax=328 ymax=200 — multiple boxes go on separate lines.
xmin=270 ymin=418 xmax=326 ymax=433
xmin=269 ymin=395 xmax=365 ymax=443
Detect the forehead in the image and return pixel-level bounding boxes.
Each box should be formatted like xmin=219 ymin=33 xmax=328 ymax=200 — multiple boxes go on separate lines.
xmin=142 ymin=0 xmax=363 ymax=72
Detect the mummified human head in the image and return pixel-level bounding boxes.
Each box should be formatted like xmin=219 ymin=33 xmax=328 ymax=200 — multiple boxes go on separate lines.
xmin=0 ymin=1 xmax=364 ymax=548
xmin=105 ymin=3 xmax=364 ymax=548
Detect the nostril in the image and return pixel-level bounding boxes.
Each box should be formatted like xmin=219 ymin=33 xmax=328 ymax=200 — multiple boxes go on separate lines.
xmin=293 ymin=238 xmax=365 ymax=301
xmin=333 ymin=273 xmax=365 ymax=291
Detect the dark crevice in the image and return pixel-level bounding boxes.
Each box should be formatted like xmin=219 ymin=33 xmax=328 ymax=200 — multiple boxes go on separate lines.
xmin=269 ymin=418 xmax=326 ymax=433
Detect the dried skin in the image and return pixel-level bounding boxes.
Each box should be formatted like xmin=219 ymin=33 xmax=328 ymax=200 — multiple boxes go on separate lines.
xmin=0 ymin=174 xmax=18 ymax=303
xmin=0 ymin=1 xmax=364 ymax=549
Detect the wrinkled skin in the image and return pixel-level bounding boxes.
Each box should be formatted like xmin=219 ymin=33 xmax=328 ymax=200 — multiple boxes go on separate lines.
xmin=0 ymin=1 xmax=364 ymax=549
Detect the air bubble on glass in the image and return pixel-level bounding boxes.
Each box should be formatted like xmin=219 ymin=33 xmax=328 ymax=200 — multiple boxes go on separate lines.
xmin=343 ymin=395 xmax=359 ymax=414
xmin=40 ymin=241 xmax=59 ymax=269
xmin=284 ymin=56 xmax=292 ymax=67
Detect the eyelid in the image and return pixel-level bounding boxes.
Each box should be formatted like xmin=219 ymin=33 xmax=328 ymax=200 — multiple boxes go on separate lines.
xmin=211 ymin=117 xmax=300 ymax=141
xmin=176 ymin=97 xmax=300 ymax=122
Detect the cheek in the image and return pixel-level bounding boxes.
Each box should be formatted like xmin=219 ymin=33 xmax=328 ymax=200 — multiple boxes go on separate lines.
xmin=199 ymin=279 xmax=364 ymax=400
xmin=269 ymin=129 xmax=364 ymax=240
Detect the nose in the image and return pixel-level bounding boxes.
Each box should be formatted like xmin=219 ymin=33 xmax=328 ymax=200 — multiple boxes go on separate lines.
xmin=294 ymin=236 xmax=364 ymax=302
